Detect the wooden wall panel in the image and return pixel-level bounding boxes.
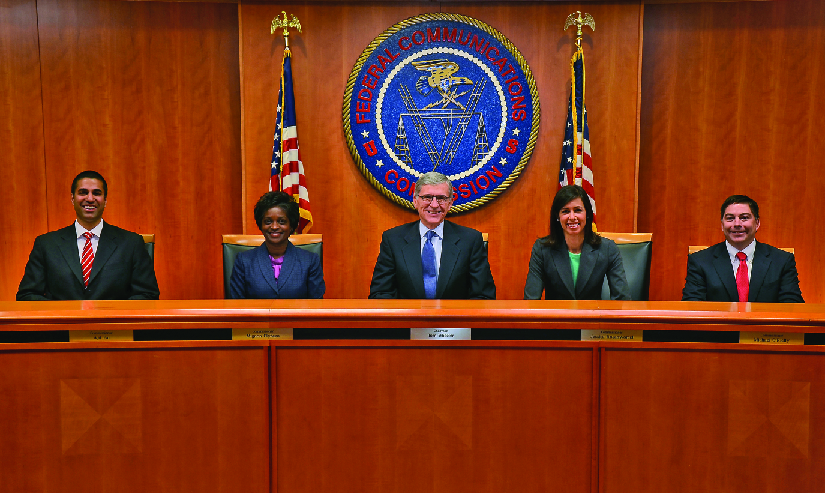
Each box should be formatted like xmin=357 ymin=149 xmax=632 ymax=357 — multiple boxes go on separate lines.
xmin=638 ymin=2 xmax=825 ymax=301
xmin=275 ymin=345 xmax=596 ymax=492
xmin=240 ymin=2 xmax=642 ymax=299
xmin=0 ymin=345 xmax=270 ymax=492
xmin=0 ymin=0 xmax=48 ymax=301
xmin=602 ymin=348 xmax=825 ymax=493
xmin=36 ymin=0 xmax=242 ymax=299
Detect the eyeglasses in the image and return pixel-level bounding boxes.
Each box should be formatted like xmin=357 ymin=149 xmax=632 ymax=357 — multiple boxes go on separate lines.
xmin=417 ymin=194 xmax=451 ymax=205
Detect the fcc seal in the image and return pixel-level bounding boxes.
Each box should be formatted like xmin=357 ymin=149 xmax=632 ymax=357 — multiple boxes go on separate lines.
xmin=343 ymin=13 xmax=539 ymax=212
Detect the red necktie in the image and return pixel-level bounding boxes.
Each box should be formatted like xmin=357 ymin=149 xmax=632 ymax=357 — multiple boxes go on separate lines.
xmin=735 ymin=251 xmax=748 ymax=302
xmin=81 ymin=232 xmax=95 ymax=288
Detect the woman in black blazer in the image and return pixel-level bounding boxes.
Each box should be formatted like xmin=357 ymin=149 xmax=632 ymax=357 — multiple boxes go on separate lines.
xmin=524 ymin=185 xmax=629 ymax=300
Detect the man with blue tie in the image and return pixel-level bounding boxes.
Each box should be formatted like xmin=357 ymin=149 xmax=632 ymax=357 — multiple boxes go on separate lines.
xmin=369 ymin=172 xmax=495 ymax=299
xmin=682 ymin=195 xmax=803 ymax=303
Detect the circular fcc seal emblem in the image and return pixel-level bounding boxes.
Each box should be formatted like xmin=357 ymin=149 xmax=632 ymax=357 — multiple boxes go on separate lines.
xmin=343 ymin=13 xmax=540 ymax=212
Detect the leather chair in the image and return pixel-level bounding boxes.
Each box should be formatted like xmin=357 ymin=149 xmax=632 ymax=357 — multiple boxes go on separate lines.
xmin=688 ymin=245 xmax=794 ymax=255
xmin=599 ymin=232 xmax=652 ymax=301
xmin=141 ymin=234 xmax=155 ymax=262
xmin=222 ymin=234 xmax=323 ymax=298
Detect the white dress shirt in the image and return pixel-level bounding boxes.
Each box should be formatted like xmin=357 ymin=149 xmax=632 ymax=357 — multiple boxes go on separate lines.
xmin=75 ymin=220 xmax=104 ymax=263
xmin=725 ymin=239 xmax=756 ymax=281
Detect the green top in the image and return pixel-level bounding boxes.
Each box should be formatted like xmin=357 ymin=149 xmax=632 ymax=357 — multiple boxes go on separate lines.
xmin=569 ymin=251 xmax=581 ymax=289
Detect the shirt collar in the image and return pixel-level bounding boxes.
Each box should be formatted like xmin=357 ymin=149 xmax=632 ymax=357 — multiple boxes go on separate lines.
xmin=725 ymin=238 xmax=756 ymax=259
xmin=75 ymin=220 xmax=104 ymax=238
xmin=419 ymin=221 xmax=445 ymax=239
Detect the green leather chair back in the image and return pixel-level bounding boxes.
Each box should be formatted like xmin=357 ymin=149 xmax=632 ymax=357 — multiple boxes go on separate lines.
xmin=599 ymin=233 xmax=652 ymax=301
xmin=141 ymin=234 xmax=155 ymax=264
xmin=222 ymin=234 xmax=323 ymax=298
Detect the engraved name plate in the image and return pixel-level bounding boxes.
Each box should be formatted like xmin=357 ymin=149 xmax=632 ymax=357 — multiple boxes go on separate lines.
xmin=69 ymin=330 xmax=134 ymax=342
xmin=410 ymin=328 xmax=471 ymax=340
xmin=581 ymin=329 xmax=643 ymax=342
xmin=232 ymin=329 xmax=294 ymax=340
xmin=739 ymin=331 xmax=803 ymax=345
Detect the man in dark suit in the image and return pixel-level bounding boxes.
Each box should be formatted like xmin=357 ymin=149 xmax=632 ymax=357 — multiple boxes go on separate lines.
xmin=682 ymin=195 xmax=803 ymax=303
xmin=369 ymin=172 xmax=495 ymax=299
xmin=17 ymin=171 xmax=160 ymax=300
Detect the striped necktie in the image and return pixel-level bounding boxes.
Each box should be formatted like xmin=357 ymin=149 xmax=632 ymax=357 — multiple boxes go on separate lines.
xmin=81 ymin=232 xmax=94 ymax=288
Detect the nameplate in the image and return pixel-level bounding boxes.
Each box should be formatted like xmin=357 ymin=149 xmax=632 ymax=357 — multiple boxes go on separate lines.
xmin=232 ymin=329 xmax=293 ymax=340
xmin=411 ymin=328 xmax=471 ymax=340
xmin=581 ymin=329 xmax=643 ymax=342
xmin=70 ymin=330 xmax=133 ymax=342
xmin=739 ymin=331 xmax=803 ymax=345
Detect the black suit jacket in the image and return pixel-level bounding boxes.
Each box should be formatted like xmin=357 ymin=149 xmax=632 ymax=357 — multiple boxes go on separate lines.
xmin=681 ymin=241 xmax=803 ymax=302
xmin=17 ymin=223 xmax=160 ymax=300
xmin=369 ymin=220 xmax=495 ymax=299
xmin=523 ymin=237 xmax=630 ymax=300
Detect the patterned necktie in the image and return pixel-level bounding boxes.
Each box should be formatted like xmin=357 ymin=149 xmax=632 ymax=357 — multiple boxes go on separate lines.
xmin=81 ymin=232 xmax=95 ymax=288
xmin=422 ymin=230 xmax=437 ymax=299
xmin=735 ymin=251 xmax=749 ymax=302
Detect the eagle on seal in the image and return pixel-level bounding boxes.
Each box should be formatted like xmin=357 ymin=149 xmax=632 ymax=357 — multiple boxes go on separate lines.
xmin=412 ymin=59 xmax=473 ymax=110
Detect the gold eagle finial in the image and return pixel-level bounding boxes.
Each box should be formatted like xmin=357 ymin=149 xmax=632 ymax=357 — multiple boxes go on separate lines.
xmin=564 ymin=11 xmax=595 ymax=48
xmin=271 ymin=11 xmax=302 ymax=48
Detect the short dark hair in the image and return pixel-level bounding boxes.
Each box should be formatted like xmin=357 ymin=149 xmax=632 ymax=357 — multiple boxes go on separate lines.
xmin=253 ymin=191 xmax=299 ymax=234
xmin=720 ymin=195 xmax=759 ymax=220
xmin=71 ymin=170 xmax=108 ymax=199
xmin=415 ymin=172 xmax=453 ymax=198
xmin=542 ymin=185 xmax=601 ymax=247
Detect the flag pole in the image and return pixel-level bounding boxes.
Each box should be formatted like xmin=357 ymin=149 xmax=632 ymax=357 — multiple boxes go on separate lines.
xmin=271 ymin=12 xmax=302 ymax=192
xmin=559 ymin=11 xmax=597 ymax=230
xmin=563 ymin=11 xmax=595 ymax=186
xmin=269 ymin=11 xmax=313 ymax=233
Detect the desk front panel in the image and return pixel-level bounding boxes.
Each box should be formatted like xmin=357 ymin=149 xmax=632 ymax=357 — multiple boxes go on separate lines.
xmin=0 ymin=342 xmax=270 ymax=493
xmin=601 ymin=346 xmax=825 ymax=493
xmin=273 ymin=342 xmax=597 ymax=493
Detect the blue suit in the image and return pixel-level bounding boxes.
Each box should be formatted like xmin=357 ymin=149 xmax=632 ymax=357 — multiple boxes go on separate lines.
xmin=229 ymin=242 xmax=324 ymax=299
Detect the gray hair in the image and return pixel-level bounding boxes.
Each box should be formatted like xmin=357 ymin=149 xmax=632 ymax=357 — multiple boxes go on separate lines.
xmin=414 ymin=172 xmax=453 ymax=198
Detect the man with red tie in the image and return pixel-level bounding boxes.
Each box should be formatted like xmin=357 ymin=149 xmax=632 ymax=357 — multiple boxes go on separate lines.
xmin=16 ymin=171 xmax=159 ymax=300
xmin=682 ymin=195 xmax=803 ymax=303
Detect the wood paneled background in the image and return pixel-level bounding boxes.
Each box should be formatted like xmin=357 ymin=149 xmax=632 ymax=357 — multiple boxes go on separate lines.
xmin=1 ymin=0 xmax=822 ymax=302
xmin=638 ymin=1 xmax=825 ymax=302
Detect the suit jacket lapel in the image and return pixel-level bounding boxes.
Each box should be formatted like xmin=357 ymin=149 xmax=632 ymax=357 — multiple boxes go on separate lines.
xmin=276 ymin=243 xmax=299 ymax=294
xmin=711 ymin=243 xmax=739 ymax=301
xmin=575 ymin=243 xmax=597 ymax=298
xmin=749 ymin=243 xmax=771 ymax=301
xmin=437 ymin=222 xmax=459 ymax=298
xmin=57 ymin=225 xmax=85 ymax=286
xmin=550 ymin=245 xmax=575 ymax=298
xmin=89 ymin=223 xmax=118 ymax=286
xmin=256 ymin=245 xmax=280 ymax=294
xmin=400 ymin=222 xmax=426 ymax=299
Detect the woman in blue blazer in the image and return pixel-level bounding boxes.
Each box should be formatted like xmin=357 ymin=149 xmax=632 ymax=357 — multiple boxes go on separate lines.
xmin=524 ymin=185 xmax=629 ymax=300
xmin=229 ymin=191 xmax=325 ymax=299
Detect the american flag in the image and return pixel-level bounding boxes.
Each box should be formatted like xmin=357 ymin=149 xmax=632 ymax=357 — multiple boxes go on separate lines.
xmin=558 ymin=45 xmax=595 ymax=226
xmin=271 ymin=47 xmax=313 ymax=233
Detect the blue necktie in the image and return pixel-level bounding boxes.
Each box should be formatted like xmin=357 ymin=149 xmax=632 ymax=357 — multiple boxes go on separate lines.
xmin=422 ymin=230 xmax=437 ymax=299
